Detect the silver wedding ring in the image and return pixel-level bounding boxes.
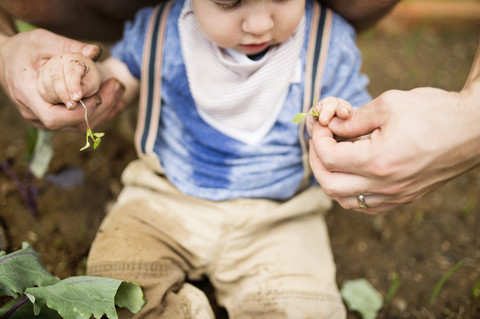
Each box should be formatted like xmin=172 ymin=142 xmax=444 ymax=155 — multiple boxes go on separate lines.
xmin=357 ymin=195 xmax=368 ymax=209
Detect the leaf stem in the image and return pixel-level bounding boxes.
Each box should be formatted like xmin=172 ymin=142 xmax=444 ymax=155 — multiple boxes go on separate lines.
xmin=4 ymin=296 xmax=30 ymax=319
xmin=0 ymin=160 xmax=38 ymax=217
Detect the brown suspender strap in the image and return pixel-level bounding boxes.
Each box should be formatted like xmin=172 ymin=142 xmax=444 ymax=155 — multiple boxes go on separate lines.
xmin=135 ymin=0 xmax=332 ymax=187
xmin=135 ymin=1 xmax=173 ymax=171
xmin=298 ymin=2 xmax=333 ymax=191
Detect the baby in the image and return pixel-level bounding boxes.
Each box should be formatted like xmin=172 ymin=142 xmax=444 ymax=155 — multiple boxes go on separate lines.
xmin=37 ymin=0 xmax=369 ymax=318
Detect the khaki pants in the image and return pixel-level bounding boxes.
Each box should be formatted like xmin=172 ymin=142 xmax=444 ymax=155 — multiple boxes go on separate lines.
xmin=87 ymin=160 xmax=346 ymax=318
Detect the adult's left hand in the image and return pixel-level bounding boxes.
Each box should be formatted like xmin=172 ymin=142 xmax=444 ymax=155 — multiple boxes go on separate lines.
xmin=307 ymin=85 xmax=480 ymax=214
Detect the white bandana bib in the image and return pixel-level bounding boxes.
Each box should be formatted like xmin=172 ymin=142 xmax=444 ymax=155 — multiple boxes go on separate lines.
xmin=179 ymin=0 xmax=305 ymax=145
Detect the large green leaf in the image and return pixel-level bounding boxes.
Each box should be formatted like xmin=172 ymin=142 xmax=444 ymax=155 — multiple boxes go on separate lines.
xmin=25 ymin=276 xmax=145 ymax=319
xmin=0 ymin=242 xmax=59 ymax=298
xmin=0 ymin=243 xmax=145 ymax=318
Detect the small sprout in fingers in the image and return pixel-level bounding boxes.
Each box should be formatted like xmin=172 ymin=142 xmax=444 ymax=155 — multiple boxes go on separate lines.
xmin=292 ymin=95 xmax=320 ymax=124
xmin=79 ymin=100 xmax=105 ymax=151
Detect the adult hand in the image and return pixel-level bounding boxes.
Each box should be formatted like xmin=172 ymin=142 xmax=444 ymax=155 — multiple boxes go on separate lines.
xmin=0 ymin=28 xmax=125 ymax=131
xmin=308 ymin=85 xmax=480 ymax=214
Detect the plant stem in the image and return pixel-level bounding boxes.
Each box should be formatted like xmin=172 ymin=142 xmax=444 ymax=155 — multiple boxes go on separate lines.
xmin=79 ymin=100 xmax=91 ymax=131
xmin=0 ymin=160 xmax=38 ymax=217
xmin=4 ymin=296 xmax=30 ymax=319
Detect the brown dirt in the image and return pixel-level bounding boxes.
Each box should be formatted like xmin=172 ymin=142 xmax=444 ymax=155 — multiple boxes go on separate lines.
xmin=1 ymin=5 xmax=479 ymax=319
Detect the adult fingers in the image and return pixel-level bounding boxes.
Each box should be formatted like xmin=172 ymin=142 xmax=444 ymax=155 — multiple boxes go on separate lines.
xmin=43 ymin=29 xmax=102 ymax=61
xmin=310 ymin=120 xmax=378 ymax=175
xmin=327 ymin=95 xmax=389 ymax=139
xmin=336 ymin=193 xmax=417 ymax=213
xmin=309 ymin=143 xmax=368 ymax=197
xmin=334 ymin=189 xmax=426 ymax=214
xmin=34 ymin=78 xmax=125 ymax=131
xmin=310 ymin=145 xmax=419 ymax=214
xmin=31 ymin=100 xmax=90 ymax=131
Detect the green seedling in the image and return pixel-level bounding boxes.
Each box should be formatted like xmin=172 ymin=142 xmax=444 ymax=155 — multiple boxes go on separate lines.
xmin=471 ymin=278 xmax=480 ymax=299
xmin=428 ymin=259 xmax=463 ymax=306
xmin=292 ymin=95 xmax=319 ymax=124
xmin=384 ymin=272 xmax=400 ymax=308
xmin=80 ymin=100 xmax=104 ymax=151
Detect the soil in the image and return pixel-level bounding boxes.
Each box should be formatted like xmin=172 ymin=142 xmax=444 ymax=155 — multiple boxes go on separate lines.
xmin=1 ymin=4 xmax=480 ymax=319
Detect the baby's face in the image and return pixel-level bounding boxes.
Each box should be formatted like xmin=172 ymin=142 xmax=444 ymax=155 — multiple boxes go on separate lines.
xmin=191 ymin=0 xmax=305 ymax=55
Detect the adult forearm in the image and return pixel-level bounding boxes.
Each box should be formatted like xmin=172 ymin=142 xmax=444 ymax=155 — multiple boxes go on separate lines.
xmin=0 ymin=0 xmax=120 ymax=41
xmin=319 ymin=0 xmax=401 ymax=31
xmin=0 ymin=0 xmax=159 ymax=41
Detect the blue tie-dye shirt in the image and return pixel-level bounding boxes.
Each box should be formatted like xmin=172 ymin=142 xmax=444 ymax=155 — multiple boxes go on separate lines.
xmin=111 ymin=0 xmax=371 ymax=201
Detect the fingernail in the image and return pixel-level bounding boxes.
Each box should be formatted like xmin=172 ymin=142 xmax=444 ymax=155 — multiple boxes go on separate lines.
xmin=66 ymin=101 xmax=75 ymax=110
xmin=82 ymin=45 xmax=102 ymax=61
xmin=71 ymin=92 xmax=81 ymax=101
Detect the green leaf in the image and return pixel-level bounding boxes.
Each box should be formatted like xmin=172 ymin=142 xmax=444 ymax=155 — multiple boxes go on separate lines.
xmin=79 ymin=100 xmax=105 ymax=151
xmin=28 ymin=130 xmax=54 ymax=179
xmin=80 ymin=139 xmax=91 ymax=151
xmin=114 ymin=281 xmax=145 ymax=313
xmin=81 ymin=130 xmax=104 ymax=151
xmin=92 ymin=132 xmax=104 ymax=149
xmin=292 ymin=113 xmax=308 ymax=124
xmin=15 ymin=20 xmax=37 ymax=33
xmin=25 ymin=276 xmax=145 ymax=319
xmin=93 ymin=132 xmax=105 ymax=138
xmin=0 ymin=242 xmax=59 ymax=298
xmin=341 ymin=278 xmax=383 ymax=319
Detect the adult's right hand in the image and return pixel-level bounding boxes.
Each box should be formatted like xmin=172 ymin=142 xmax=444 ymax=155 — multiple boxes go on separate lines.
xmin=0 ymin=28 xmax=125 ymax=131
